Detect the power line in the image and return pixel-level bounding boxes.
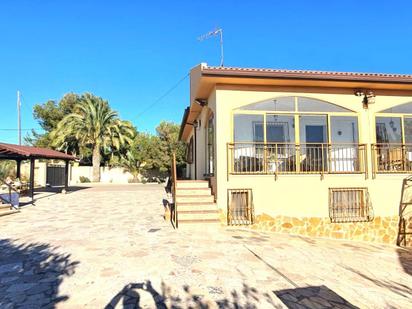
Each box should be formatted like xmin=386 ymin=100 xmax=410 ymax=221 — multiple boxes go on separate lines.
xmin=134 ymin=73 xmax=189 ymax=119
xmin=0 ymin=128 xmax=41 ymax=131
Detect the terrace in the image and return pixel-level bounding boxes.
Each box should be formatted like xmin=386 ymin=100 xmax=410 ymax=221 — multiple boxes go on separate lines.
xmin=227 ymin=97 xmax=412 ymax=179
xmin=0 ymin=184 xmax=411 ymax=308
xmin=0 ymin=143 xmax=76 ymax=214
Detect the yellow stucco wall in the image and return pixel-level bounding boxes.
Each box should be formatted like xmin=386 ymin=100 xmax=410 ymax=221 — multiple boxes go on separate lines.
xmin=185 ymin=89 xmax=217 ymax=180
xmin=206 ymin=86 xmax=412 ymax=244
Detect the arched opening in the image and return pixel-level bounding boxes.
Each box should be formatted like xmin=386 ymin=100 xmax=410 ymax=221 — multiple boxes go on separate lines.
xmin=374 ymin=101 xmax=412 ymax=173
xmin=230 ymin=96 xmax=363 ymax=175
xmin=236 ymin=96 xmax=354 ymax=113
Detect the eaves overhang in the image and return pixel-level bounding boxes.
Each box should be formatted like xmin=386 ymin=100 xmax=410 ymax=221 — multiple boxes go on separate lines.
xmin=180 ymin=63 xmax=412 ymax=143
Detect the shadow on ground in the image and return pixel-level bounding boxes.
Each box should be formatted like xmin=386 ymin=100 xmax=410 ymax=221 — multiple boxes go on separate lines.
xmin=274 ymin=285 xmax=358 ymax=309
xmin=105 ymin=281 xmax=360 ymax=309
xmin=105 ymin=280 xmax=282 ymax=309
xmin=342 ymin=265 xmax=412 ymax=300
xmin=0 ymin=239 xmax=79 ymax=308
xmin=162 ymin=198 xmax=177 ymax=229
xmin=398 ymin=247 xmax=412 ymax=277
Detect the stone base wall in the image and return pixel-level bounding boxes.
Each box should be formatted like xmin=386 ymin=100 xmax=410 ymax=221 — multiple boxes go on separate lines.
xmin=249 ymin=214 xmax=405 ymax=245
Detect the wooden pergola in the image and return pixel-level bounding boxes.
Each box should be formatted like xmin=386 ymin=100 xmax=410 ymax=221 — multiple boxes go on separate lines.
xmin=0 ymin=143 xmax=76 ymax=198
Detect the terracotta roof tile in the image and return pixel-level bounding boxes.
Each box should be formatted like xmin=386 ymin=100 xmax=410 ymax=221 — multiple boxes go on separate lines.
xmin=0 ymin=143 xmax=76 ymax=160
xmin=202 ymin=65 xmax=412 ymax=81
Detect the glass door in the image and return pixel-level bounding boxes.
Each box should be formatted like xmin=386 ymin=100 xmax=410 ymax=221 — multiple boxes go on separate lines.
xmin=299 ymin=115 xmax=328 ymax=172
xmin=330 ymin=116 xmax=359 ymax=172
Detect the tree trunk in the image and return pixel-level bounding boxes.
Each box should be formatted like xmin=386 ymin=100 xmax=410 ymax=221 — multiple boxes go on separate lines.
xmin=92 ymin=145 xmax=101 ymax=182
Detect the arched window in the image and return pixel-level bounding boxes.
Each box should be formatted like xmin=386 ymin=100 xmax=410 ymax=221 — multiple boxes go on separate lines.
xmin=236 ymin=96 xmax=354 ymax=113
xmin=376 ymin=102 xmax=412 ymax=144
xmin=297 ymin=97 xmax=353 ymax=113
xmin=234 ymin=96 xmax=357 ymax=144
xmin=380 ymin=102 xmax=412 ymax=114
xmin=232 ymin=96 xmax=360 ymax=174
xmin=238 ymin=96 xmax=295 ymax=111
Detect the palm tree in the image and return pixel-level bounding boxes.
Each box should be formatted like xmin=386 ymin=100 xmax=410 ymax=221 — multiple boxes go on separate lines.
xmin=51 ymin=94 xmax=134 ymax=182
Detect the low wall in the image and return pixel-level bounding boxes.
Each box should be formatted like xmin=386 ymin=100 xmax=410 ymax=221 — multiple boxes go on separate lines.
xmin=70 ymin=166 xmax=135 ymax=184
xmin=21 ymin=161 xmax=47 ymax=187
xmin=13 ymin=161 xmax=138 ymax=186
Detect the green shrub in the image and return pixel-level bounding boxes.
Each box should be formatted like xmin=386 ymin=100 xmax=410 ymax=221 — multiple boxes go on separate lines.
xmin=79 ymin=176 xmax=91 ymax=183
xmin=0 ymin=161 xmax=16 ymax=180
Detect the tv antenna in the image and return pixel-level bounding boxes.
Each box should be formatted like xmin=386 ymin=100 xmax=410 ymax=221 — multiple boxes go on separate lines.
xmin=198 ymin=28 xmax=224 ymax=67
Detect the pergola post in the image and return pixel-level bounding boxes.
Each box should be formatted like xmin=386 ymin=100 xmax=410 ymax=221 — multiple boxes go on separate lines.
xmin=16 ymin=159 xmax=22 ymax=179
xmin=29 ymin=158 xmax=35 ymax=199
xmin=64 ymin=160 xmax=69 ymax=192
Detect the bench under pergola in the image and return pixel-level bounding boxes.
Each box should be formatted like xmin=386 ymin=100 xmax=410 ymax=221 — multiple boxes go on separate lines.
xmin=0 ymin=143 xmax=76 ymax=198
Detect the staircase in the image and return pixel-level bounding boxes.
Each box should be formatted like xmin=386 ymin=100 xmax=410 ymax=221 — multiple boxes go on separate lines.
xmin=0 ymin=201 xmax=19 ymax=217
xmin=175 ymin=180 xmax=220 ymax=227
xmin=0 ymin=180 xmax=20 ymax=217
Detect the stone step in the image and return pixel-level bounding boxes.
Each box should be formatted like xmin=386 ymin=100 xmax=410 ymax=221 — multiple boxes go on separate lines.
xmin=177 ymin=203 xmax=217 ymax=212
xmin=176 ymin=195 xmax=214 ymax=203
xmin=0 ymin=204 xmax=12 ymax=210
xmin=176 ymin=187 xmax=211 ymax=195
xmin=0 ymin=209 xmax=19 ymax=217
xmin=178 ymin=211 xmax=220 ymax=221
xmin=177 ymin=218 xmax=221 ymax=227
xmin=176 ymin=181 xmax=209 ymax=189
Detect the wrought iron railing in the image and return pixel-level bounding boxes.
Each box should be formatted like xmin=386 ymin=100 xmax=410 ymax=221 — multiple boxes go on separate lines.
xmin=227 ymin=142 xmax=367 ymax=178
xmin=372 ymin=143 xmax=412 ymax=177
xmin=170 ymin=153 xmax=178 ymax=228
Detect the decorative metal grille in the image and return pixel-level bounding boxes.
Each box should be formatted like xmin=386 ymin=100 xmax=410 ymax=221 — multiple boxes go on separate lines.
xmin=227 ymin=189 xmax=254 ymax=225
xmin=329 ymin=188 xmax=373 ymax=223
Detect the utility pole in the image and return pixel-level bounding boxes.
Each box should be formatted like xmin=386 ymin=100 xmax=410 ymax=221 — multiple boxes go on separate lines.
xmin=198 ymin=28 xmax=224 ymax=67
xmin=17 ymin=90 xmax=21 ymax=145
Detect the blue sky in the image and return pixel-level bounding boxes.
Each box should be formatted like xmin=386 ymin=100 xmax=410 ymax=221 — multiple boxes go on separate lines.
xmin=1 ymin=1 xmax=412 ymax=143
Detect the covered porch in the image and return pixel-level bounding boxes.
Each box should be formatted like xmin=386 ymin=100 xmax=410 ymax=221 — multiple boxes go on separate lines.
xmin=0 ymin=143 xmax=76 ymax=209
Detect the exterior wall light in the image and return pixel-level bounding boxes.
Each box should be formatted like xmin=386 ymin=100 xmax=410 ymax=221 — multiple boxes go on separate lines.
xmin=193 ymin=120 xmax=200 ymax=129
xmin=355 ymin=89 xmax=375 ymax=109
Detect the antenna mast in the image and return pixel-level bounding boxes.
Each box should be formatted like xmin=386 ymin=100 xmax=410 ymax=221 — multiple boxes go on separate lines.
xmin=17 ymin=90 xmax=21 ymax=145
xmin=198 ymin=28 xmax=224 ymax=67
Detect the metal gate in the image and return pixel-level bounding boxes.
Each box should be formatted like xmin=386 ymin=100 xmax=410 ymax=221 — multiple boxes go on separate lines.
xmin=46 ymin=165 xmax=65 ymax=187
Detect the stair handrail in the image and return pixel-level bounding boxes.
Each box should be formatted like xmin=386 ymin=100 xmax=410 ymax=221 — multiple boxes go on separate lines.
xmin=0 ymin=179 xmax=19 ymax=208
xmin=171 ymin=152 xmax=178 ymax=228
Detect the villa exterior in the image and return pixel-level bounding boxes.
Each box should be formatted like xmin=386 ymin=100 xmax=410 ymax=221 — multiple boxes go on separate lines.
xmin=178 ymin=63 xmax=412 ymax=246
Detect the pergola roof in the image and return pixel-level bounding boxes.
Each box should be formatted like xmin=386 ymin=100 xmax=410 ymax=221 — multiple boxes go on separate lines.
xmin=0 ymin=143 xmax=76 ymax=161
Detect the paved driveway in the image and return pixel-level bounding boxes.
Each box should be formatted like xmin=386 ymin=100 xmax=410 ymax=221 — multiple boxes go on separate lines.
xmin=0 ymin=184 xmax=411 ymax=308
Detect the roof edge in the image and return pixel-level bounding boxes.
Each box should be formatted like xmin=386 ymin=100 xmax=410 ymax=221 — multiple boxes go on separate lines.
xmin=178 ymin=107 xmax=190 ymax=141
xmin=201 ymin=65 xmax=412 ymax=84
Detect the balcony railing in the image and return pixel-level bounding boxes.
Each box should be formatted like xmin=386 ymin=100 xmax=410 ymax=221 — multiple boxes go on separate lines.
xmin=227 ymin=142 xmax=367 ymax=178
xmin=372 ymin=144 xmax=412 ymax=177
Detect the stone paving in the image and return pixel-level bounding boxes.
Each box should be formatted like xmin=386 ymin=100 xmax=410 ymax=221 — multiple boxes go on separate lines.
xmin=0 ymin=183 xmax=411 ymax=308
